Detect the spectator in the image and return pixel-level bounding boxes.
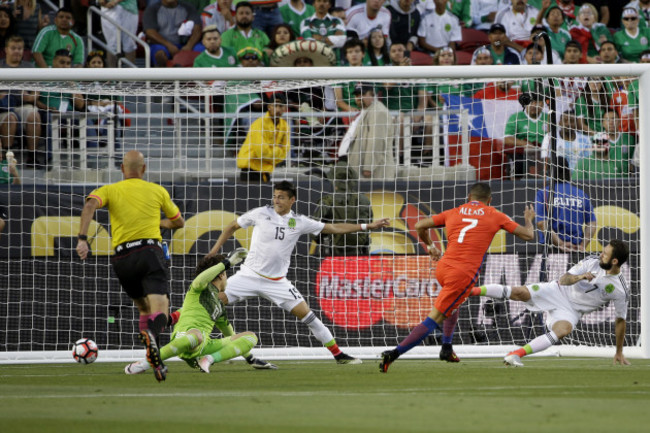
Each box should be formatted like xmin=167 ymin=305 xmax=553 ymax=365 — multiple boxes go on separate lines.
xmin=201 ymin=0 xmax=235 ymax=34
xmin=221 ymin=2 xmax=270 ymax=64
xmin=11 ymin=0 xmax=48 ymax=50
xmin=417 ymin=0 xmax=462 ymax=55
xmin=626 ymin=0 xmax=650 ymax=29
xmin=574 ymin=78 xmax=609 ymax=136
xmin=495 ymin=0 xmax=539 ymax=43
xmin=346 ymin=0 xmax=391 ymax=41
xmin=486 ymin=23 xmax=522 ymax=65
xmin=0 ymin=6 xmax=15 ymax=54
xmin=32 ymin=7 xmax=84 ymax=68
xmin=573 ymin=132 xmax=624 ymax=181
xmin=330 ymin=6 xmax=346 ymax=22
xmin=340 ymin=84 xmax=396 ymax=180
xmin=470 ymin=0 xmax=502 ymax=31
xmin=554 ymin=0 xmax=578 ymax=26
xmin=193 ymin=25 xmax=238 ymax=67
xmin=36 ymin=49 xmax=85 ymax=113
xmin=535 ymin=156 xmax=596 ymax=252
xmin=598 ymin=41 xmax=621 ymax=64
xmin=569 ymin=3 xmax=612 ymax=64
xmin=267 ymin=23 xmax=295 ymax=52
xmin=427 ymin=47 xmax=474 ymax=108
xmin=98 ymin=0 xmax=138 ymax=67
xmin=236 ymin=93 xmax=289 ymax=183
xmin=365 ymin=27 xmax=390 ymax=66
xmin=540 ymin=111 xmax=591 ymax=170
xmin=474 ymin=80 xmax=519 ymax=100
xmin=0 ymin=150 xmax=20 ymax=185
xmin=387 ymin=0 xmax=421 ymax=52
xmin=562 ymin=38 xmax=583 ymax=63
xmin=312 ymin=162 xmax=373 ymax=256
xmin=143 ymin=0 xmax=203 ymax=68
xmin=523 ymin=26 xmax=562 ymax=64
xmin=503 ymin=91 xmax=547 ymax=178
xmin=248 ymin=0 xmax=283 ymax=35
xmin=449 ymin=0 xmax=472 ymax=28
xmin=279 ymin=0 xmax=314 ymax=37
xmin=300 ymin=0 xmax=346 ymax=48
xmin=471 ymin=45 xmax=494 ymax=65
xmin=334 ymin=39 xmax=364 ymax=112
xmin=602 ymin=110 xmax=636 ymax=175
xmin=1 ymin=36 xmax=42 ymax=166
xmin=540 ymin=6 xmax=572 ymax=58
xmin=614 ymin=7 xmax=650 ymax=63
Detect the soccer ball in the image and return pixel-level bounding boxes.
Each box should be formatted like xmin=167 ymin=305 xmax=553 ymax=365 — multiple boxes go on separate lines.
xmin=72 ymin=338 xmax=98 ymax=364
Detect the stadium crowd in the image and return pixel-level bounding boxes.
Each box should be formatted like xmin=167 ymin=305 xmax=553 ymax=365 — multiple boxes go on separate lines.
xmin=0 ymin=0 xmax=642 ymax=180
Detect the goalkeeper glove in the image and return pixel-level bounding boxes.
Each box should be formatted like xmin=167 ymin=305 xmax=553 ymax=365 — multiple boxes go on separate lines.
xmin=226 ymin=247 xmax=248 ymax=267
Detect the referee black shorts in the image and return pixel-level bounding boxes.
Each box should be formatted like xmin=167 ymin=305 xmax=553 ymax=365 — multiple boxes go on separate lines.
xmin=111 ymin=239 xmax=169 ymax=300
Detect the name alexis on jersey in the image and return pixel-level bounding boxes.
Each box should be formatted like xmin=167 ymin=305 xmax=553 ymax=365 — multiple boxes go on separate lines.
xmin=459 ymin=207 xmax=485 ymax=216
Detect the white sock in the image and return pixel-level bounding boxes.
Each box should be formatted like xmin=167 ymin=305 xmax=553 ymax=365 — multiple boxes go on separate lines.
xmin=526 ymin=331 xmax=559 ymax=355
xmin=301 ymin=311 xmax=334 ymax=345
xmin=482 ymin=284 xmax=512 ymax=299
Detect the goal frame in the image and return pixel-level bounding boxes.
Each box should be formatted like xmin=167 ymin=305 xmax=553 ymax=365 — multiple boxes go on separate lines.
xmin=1 ymin=64 xmax=648 ymax=362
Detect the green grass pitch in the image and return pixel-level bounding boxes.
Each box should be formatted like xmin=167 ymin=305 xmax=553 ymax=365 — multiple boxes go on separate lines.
xmin=2 ymin=357 xmax=650 ymax=433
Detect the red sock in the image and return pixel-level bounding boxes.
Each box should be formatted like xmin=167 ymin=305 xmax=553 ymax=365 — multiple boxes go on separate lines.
xmin=470 ymin=287 xmax=482 ymax=296
xmin=508 ymin=348 xmax=528 ymax=358
xmin=326 ymin=343 xmax=342 ymax=357
xmin=170 ymin=310 xmax=181 ymax=326
xmin=139 ymin=314 xmax=152 ymax=332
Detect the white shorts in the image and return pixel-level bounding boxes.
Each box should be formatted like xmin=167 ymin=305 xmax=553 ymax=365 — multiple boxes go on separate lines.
xmin=225 ymin=266 xmax=304 ymax=312
xmin=525 ymin=281 xmax=581 ymax=329
xmin=101 ymin=6 xmax=138 ymax=53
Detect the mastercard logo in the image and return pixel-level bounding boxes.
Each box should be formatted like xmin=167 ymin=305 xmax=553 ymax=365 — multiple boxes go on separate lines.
xmin=316 ymin=256 xmax=441 ymax=329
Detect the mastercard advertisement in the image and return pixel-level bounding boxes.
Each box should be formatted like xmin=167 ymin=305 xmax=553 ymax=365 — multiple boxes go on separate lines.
xmin=315 ymin=256 xmax=441 ymax=329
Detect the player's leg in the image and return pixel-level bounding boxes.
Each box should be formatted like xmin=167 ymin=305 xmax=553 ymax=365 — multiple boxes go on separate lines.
xmin=439 ymin=309 xmax=460 ymax=363
xmin=504 ymin=320 xmax=573 ymax=367
xmin=125 ymin=329 xmax=204 ymax=375
xmin=197 ymin=332 xmax=259 ymax=373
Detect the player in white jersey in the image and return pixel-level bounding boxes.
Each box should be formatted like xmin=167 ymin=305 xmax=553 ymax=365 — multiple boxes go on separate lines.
xmin=470 ymin=240 xmax=631 ymax=367
xmin=207 ymin=181 xmax=390 ymax=364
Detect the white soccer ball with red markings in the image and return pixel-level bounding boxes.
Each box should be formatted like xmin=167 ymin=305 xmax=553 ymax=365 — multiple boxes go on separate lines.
xmin=72 ymin=338 xmax=98 ymax=364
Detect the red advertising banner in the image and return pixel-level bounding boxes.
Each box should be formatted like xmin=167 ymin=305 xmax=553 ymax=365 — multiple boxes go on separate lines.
xmin=316 ymin=256 xmax=441 ymax=329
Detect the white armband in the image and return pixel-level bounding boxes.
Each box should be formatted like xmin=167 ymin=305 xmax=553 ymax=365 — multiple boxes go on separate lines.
xmin=360 ymin=223 xmax=368 ymax=231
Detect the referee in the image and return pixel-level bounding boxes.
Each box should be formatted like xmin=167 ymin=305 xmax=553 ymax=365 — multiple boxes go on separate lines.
xmin=76 ymin=151 xmax=185 ymax=382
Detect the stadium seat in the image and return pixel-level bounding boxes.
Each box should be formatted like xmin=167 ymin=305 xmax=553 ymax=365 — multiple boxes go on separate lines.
xmin=458 ymin=28 xmax=490 ymax=52
xmin=456 ymin=50 xmax=472 ymax=65
xmin=410 ymin=50 xmax=433 ymax=66
xmin=168 ymin=50 xmax=201 ymax=67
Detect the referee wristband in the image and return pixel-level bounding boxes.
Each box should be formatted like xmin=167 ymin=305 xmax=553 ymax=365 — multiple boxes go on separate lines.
xmin=360 ymin=223 xmax=368 ymax=231
xmin=78 ymin=234 xmax=88 ymax=241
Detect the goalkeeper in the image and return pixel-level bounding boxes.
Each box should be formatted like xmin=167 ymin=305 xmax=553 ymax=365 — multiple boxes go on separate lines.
xmin=125 ymin=249 xmax=259 ymax=380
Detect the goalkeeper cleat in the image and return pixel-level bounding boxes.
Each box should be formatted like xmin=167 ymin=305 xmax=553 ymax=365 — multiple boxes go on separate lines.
xmin=153 ymin=364 xmax=168 ymax=382
xmin=504 ymin=353 xmax=524 ymax=367
xmin=335 ymin=352 xmax=362 ymax=365
xmin=245 ymin=356 xmax=278 ymax=370
xmin=124 ymin=360 xmax=149 ymax=375
xmin=139 ymin=329 xmax=164 ymax=370
xmin=379 ymin=350 xmax=399 ymax=373
xmin=198 ymin=356 xmax=213 ymax=374
xmin=439 ymin=344 xmax=461 ymax=363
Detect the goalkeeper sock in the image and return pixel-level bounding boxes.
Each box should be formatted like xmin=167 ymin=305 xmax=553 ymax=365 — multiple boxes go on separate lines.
xmin=396 ymin=317 xmax=439 ymax=355
xmin=442 ymin=310 xmax=459 ymax=345
xmin=210 ymin=334 xmax=258 ymax=363
xmin=301 ymin=311 xmax=336 ymax=348
xmin=474 ymin=284 xmax=511 ymax=299
xmin=510 ymin=331 xmax=559 ymax=358
xmin=160 ymin=332 xmax=199 ymax=361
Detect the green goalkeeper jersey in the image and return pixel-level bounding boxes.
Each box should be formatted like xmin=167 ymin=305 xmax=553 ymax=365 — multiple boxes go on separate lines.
xmin=174 ymin=261 xmax=230 ymax=335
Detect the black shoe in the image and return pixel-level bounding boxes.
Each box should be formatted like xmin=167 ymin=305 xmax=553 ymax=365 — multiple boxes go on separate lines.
xmin=139 ymin=330 xmax=166 ymax=381
xmin=439 ymin=343 xmax=461 ymax=363
xmin=335 ymin=352 xmax=362 ymax=364
xmin=379 ymin=350 xmax=399 ymax=373
xmin=153 ymin=365 xmax=168 ymax=382
xmin=245 ymin=355 xmax=278 ymax=370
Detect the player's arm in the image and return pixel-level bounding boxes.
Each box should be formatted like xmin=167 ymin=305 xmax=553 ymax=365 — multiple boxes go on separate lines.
xmin=613 ymin=317 xmax=630 ymax=365
xmin=191 ymin=248 xmax=247 ymax=291
xmin=207 ymin=220 xmax=242 ymax=257
xmin=76 ymin=197 xmax=101 ymax=260
xmin=558 ymin=271 xmax=595 ymax=286
xmin=511 ymin=204 xmax=535 ymax=241
xmin=320 ymin=218 xmax=389 ymax=234
xmin=161 ymin=212 xmax=185 ymax=230
xmin=215 ymin=315 xmax=235 ymax=337
xmin=415 ymin=217 xmax=442 ymax=260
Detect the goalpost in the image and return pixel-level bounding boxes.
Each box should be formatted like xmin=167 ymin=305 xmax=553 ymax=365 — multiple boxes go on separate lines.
xmin=0 ymin=64 xmax=648 ymax=363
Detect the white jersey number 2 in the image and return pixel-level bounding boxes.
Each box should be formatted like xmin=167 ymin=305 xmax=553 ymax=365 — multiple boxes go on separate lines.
xmin=458 ymin=218 xmax=478 ymax=243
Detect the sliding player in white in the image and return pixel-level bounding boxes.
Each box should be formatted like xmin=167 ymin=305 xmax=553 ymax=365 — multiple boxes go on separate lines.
xmin=207 ymin=180 xmax=390 ymax=364
xmin=471 ymin=239 xmax=631 ymax=367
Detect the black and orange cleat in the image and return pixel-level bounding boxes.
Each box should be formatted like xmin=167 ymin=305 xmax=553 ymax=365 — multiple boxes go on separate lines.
xmin=379 ymin=350 xmax=399 ymax=373
xmin=439 ymin=343 xmax=461 ymax=363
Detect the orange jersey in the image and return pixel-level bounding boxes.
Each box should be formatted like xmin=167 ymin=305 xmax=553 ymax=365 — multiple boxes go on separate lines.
xmin=432 ymin=201 xmax=519 ymax=279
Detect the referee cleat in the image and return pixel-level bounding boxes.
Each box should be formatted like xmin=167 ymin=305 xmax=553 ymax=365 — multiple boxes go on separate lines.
xmin=245 ymin=355 xmax=278 ymax=370
xmin=124 ymin=360 xmax=149 ymax=375
xmin=439 ymin=344 xmax=461 ymax=363
xmin=139 ymin=329 xmax=164 ymax=371
xmin=504 ymin=353 xmax=524 ymax=367
xmin=153 ymin=365 xmax=168 ymax=382
xmin=198 ymin=356 xmax=212 ymax=374
xmin=379 ymin=350 xmax=399 ymax=373
xmin=335 ymin=352 xmax=362 ymax=365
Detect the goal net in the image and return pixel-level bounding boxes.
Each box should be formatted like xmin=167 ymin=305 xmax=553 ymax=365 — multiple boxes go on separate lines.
xmin=0 ymin=65 xmax=647 ymax=363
